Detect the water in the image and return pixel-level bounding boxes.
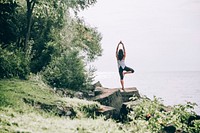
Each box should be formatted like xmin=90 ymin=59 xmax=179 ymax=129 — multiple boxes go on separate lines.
xmin=94 ymin=71 xmax=200 ymax=114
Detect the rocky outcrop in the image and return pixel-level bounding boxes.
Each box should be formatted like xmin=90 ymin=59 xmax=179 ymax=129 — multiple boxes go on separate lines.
xmin=92 ymin=85 xmax=140 ymax=118
xmin=49 ymin=81 xmax=141 ymax=119
xmin=23 ymin=98 xmax=76 ymax=118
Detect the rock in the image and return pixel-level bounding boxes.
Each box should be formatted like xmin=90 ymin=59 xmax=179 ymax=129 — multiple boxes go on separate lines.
xmin=93 ymin=87 xmax=140 ymax=119
xmin=119 ymin=99 xmax=142 ymax=121
xmin=120 ymin=87 xmax=140 ymax=102
xmin=40 ymin=103 xmax=57 ymax=112
xmin=55 ymin=89 xmax=64 ymax=96
xmin=94 ymin=86 xmax=105 ymax=96
xmin=163 ymin=125 xmax=176 ymax=133
xmin=23 ymin=98 xmax=76 ymax=118
xmin=23 ymin=97 xmax=35 ymax=106
xmin=93 ymin=81 xmax=102 ymax=87
xmin=96 ymin=105 xmax=116 ymax=118
xmin=74 ymin=92 xmax=83 ymax=99
xmin=57 ymin=106 xmax=76 ymax=118
xmin=88 ymin=91 xmax=95 ymax=97
xmin=119 ymin=103 xmax=130 ymax=122
xmin=55 ymin=88 xmax=73 ymax=98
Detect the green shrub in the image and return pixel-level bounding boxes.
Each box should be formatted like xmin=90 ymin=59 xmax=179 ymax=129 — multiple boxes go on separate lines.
xmin=42 ymin=50 xmax=89 ymax=90
xmin=0 ymin=47 xmax=30 ymax=79
xmin=190 ymin=120 xmax=200 ymax=133
xmin=127 ymin=96 xmax=198 ymax=133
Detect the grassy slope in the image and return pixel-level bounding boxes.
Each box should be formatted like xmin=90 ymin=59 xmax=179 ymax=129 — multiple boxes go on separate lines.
xmin=3 ymin=77 xmax=198 ymax=132
xmin=0 ymin=78 xmax=124 ymax=133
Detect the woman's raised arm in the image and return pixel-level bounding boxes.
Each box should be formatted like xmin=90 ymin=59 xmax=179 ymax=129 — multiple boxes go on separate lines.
xmin=116 ymin=41 xmax=121 ymax=58
xmin=121 ymin=41 xmax=126 ymax=59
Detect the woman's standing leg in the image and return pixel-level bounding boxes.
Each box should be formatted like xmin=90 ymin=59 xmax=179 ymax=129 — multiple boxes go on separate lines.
xmin=120 ymin=80 xmax=125 ymax=91
xmin=119 ymin=67 xmax=125 ymax=91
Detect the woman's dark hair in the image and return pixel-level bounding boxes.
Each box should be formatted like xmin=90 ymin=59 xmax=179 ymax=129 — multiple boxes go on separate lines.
xmin=118 ymin=49 xmax=124 ymax=61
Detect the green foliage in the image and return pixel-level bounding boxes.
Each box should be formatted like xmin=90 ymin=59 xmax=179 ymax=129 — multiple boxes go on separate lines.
xmin=127 ymin=96 xmax=198 ymax=133
xmin=72 ymin=19 xmax=102 ymax=62
xmin=127 ymin=97 xmax=164 ymax=132
xmin=0 ymin=0 xmax=19 ymax=46
xmin=40 ymin=15 xmax=102 ymax=90
xmin=128 ymin=96 xmax=164 ymax=120
xmin=0 ymin=78 xmax=52 ymax=110
xmin=42 ymin=50 xmax=87 ymax=90
xmin=48 ymin=16 xmax=102 ymax=62
xmin=78 ymin=102 xmax=99 ymax=118
xmin=0 ymin=79 xmax=104 ymax=133
xmin=0 ymin=0 xmax=102 ymax=88
xmin=172 ymin=102 xmax=198 ymax=132
xmin=0 ymin=78 xmax=100 ymax=117
xmin=191 ymin=120 xmax=200 ymax=133
xmin=28 ymin=0 xmax=101 ymax=73
xmin=65 ymin=0 xmax=97 ymax=12
xmin=0 ymin=47 xmax=30 ymax=79
xmin=30 ymin=43 xmax=54 ymax=73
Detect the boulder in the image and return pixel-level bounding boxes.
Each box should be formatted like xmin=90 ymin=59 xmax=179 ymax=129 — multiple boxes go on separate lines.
xmin=74 ymin=91 xmax=84 ymax=99
xmin=97 ymin=105 xmax=116 ymax=118
xmin=93 ymin=81 xmax=102 ymax=87
xmin=93 ymin=87 xmax=140 ymax=118
xmin=120 ymin=87 xmax=140 ymax=102
xmin=23 ymin=98 xmax=76 ymax=118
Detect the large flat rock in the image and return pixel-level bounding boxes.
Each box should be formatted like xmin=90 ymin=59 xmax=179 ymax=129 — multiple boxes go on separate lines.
xmin=93 ymin=87 xmax=140 ymax=117
xmin=94 ymin=87 xmax=140 ymax=102
xmin=120 ymin=87 xmax=140 ymax=102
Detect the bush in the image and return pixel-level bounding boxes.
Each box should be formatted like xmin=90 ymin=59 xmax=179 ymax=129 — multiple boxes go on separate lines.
xmin=127 ymin=96 xmax=198 ymax=133
xmin=0 ymin=47 xmax=30 ymax=79
xmin=42 ymin=50 xmax=89 ymax=90
xmin=191 ymin=120 xmax=200 ymax=133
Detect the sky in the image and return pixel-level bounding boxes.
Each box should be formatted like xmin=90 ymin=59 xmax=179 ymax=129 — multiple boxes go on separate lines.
xmin=78 ymin=0 xmax=200 ymax=72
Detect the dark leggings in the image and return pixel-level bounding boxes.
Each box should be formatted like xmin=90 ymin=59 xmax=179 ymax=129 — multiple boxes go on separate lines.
xmin=119 ymin=66 xmax=134 ymax=80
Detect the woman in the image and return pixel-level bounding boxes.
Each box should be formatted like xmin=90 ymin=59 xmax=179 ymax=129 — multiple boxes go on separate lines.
xmin=116 ymin=41 xmax=134 ymax=91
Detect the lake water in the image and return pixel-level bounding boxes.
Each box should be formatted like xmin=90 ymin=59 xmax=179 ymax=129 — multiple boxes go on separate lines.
xmin=94 ymin=71 xmax=200 ymax=114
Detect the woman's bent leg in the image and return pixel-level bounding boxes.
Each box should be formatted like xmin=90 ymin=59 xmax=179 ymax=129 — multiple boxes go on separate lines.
xmin=124 ymin=66 xmax=134 ymax=75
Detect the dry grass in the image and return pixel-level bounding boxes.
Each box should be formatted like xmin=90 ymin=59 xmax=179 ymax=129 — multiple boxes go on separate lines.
xmin=1 ymin=108 xmax=124 ymax=133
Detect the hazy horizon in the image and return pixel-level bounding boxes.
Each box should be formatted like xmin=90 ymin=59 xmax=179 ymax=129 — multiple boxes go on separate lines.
xmin=78 ymin=0 xmax=200 ymax=72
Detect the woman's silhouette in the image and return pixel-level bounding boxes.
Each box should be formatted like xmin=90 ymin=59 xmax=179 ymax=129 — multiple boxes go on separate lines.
xmin=116 ymin=41 xmax=134 ymax=91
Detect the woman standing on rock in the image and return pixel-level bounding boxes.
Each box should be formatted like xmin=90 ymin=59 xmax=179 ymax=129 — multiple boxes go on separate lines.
xmin=116 ymin=41 xmax=134 ymax=91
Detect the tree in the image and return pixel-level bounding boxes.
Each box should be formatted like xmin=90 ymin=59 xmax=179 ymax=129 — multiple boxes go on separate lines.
xmin=0 ymin=0 xmax=102 ymax=90
xmin=42 ymin=50 xmax=87 ymax=90
xmin=0 ymin=0 xmax=19 ymax=48
xmin=41 ymin=13 xmax=102 ymax=90
xmin=24 ymin=0 xmax=97 ymax=54
xmin=25 ymin=0 xmax=99 ymax=72
xmin=24 ymin=0 xmax=36 ymax=53
xmin=72 ymin=19 xmax=102 ymax=62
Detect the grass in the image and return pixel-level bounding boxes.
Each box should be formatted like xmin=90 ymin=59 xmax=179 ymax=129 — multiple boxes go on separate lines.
xmin=0 ymin=108 xmax=123 ymax=133
xmin=0 ymin=77 xmax=125 ymax=133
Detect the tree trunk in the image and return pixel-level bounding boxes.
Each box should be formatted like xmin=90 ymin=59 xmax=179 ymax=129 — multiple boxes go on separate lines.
xmin=24 ymin=0 xmax=35 ymax=54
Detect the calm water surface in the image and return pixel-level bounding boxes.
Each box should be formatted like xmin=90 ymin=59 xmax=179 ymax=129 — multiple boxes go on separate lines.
xmin=94 ymin=71 xmax=200 ymax=114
